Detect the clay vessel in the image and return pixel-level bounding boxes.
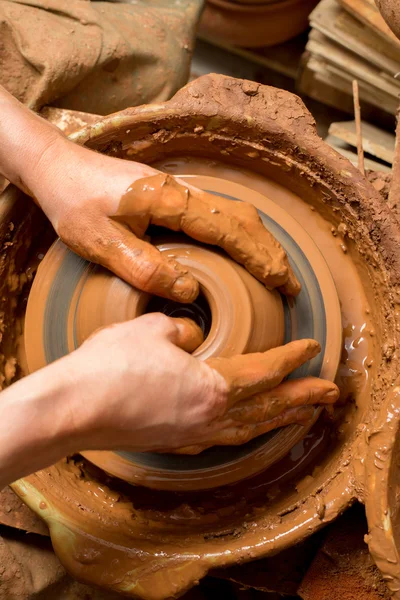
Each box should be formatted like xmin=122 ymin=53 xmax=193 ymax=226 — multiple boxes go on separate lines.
xmin=198 ymin=0 xmax=319 ymax=48
xmin=24 ymin=170 xmax=342 ymax=491
xmin=2 ymin=75 xmax=400 ymax=598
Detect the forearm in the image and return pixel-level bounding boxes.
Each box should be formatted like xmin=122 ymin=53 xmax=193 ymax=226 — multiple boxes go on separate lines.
xmin=0 ymin=84 xmax=63 ymax=196
xmin=0 ymin=358 xmax=80 ymax=488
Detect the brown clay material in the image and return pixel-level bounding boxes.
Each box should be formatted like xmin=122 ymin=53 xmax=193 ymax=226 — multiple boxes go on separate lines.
xmin=199 ymin=0 xmax=319 ymax=48
xmin=367 ymin=170 xmax=392 ymax=202
xmin=298 ymin=506 xmax=391 ymax=600
xmin=114 ymin=173 xmax=301 ymax=296
xmin=388 ymin=108 xmax=400 ymax=220
xmin=364 ymin=384 xmax=400 ymax=597
xmin=3 ymin=75 xmax=400 ymax=598
xmin=0 ymin=0 xmax=203 ymax=114
xmin=24 ymin=168 xmax=341 ymax=488
xmin=0 ymin=487 xmax=48 ymax=536
xmin=39 ymin=107 xmax=101 ymax=137
xmin=366 ymin=0 xmax=400 ymax=43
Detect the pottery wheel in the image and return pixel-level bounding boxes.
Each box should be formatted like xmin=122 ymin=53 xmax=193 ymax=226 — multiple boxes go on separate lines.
xmin=24 ymin=175 xmax=342 ymax=491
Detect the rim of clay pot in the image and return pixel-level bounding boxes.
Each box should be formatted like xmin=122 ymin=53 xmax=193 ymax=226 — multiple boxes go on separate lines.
xmin=9 ymin=75 xmax=400 ymax=599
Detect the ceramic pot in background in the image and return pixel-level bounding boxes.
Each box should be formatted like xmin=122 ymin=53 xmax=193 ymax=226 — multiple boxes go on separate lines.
xmin=199 ymin=0 xmax=319 ymax=48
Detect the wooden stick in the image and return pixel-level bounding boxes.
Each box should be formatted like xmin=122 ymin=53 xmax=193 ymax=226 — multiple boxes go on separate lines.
xmin=352 ymin=80 xmax=365 ymax=175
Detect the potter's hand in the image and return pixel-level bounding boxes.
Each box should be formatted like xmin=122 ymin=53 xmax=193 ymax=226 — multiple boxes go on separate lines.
xmin=59 ymin=314 xmax=338 ymax=455
xmin=0 ymin=314 xmax=339 ymax=486
xmin=0 ymin=85 xmax=299 ymax=299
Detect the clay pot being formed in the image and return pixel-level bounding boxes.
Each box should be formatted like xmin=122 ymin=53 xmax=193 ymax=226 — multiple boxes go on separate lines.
xmin=199 ymin=0 xmax=319 ymax=48
xmin=24 ymin=178 xmax=341 ymax=490
xmin=2 ymin=75 xmax=400 ymax=599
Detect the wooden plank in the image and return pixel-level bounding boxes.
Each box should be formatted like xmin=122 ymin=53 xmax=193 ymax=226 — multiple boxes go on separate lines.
xmin=339 ymin=0 xmax=400 ymax=48
xmin=298 ymin=55 xmax=356 ymax=114
xmin=307 ymin=31 xmax=400 ymax=99
xmin=306 ymin=32 xmax=400 ymax=111
xmin=300 ymin=52 xmax=398 ymax=115
xmin=324 ymin=134 xmax=392 ymax=172
xmin=329 ymin=120 xmax=395 ymax=163
xmin=309 ymin=0 xmax=400 ymax=75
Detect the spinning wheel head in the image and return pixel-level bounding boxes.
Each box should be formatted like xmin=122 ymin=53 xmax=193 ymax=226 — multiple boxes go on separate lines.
xmin=25 ymin=175 xmax=342 ymax=491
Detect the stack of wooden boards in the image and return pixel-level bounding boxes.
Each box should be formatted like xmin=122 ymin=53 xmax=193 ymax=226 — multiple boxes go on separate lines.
xmin=299 ymin=0 xmax=400 ymax=119
xmin=326 ymin=119 xmax=394 ymax=171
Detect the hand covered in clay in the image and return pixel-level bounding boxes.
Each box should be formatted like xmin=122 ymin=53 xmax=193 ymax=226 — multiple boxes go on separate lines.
xmin=0 ymin=313 xmax=339 ymax=486
xmin=32 ymin=143 xmax=300 ymax=299
xmin=64 ymin=314 xmax=338 ymax=455
xmin=0 ymin=86 xmax=299 ymax=299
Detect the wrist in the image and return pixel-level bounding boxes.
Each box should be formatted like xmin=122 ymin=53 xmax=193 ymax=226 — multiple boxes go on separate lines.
xmin=0 ymin=85 xmax=65 ymax=196
xmin=0 ymin=358 xmax=82 ymax=486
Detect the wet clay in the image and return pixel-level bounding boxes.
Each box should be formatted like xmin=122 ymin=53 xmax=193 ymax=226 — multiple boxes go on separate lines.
xmin=113 ymin=173 xmax=300 ymax=297
xmin=6 ymin=75 xmax=400 ymax=598
xmin=155 ymin=157 xmax=374 ymax=408
xmin=20 ymin=162 xmax=374 ymax=593
xmin=24 ymin=169 xmax=342 ymax=488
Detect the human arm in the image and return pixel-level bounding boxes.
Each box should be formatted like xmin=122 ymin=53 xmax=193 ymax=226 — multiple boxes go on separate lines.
xmin=0 ymin=87 xmax=340 ymax=486
xmin=0 ymin=83 xmax=299 ymax=301
xmin=0 ymin=314 xmax=338 ymax=488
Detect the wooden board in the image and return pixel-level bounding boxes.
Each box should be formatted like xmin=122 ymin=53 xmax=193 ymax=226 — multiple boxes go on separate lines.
xmin=307 ymin=30 xmax=400 ymax=100
xmin=309 ymin=0 xmax=400 ymax=75
xmin=329 ymin=120 xmax=395 ymax=163
xmin=325 ymin=134 xmax=392 ymax=172
xmin=299 ymin=51 xmax=398 ymax=116
xmin=304 ymin=31 xmax=399 ymax=114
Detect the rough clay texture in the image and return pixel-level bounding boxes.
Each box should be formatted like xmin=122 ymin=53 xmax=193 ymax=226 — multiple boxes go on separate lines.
xmin=0 ymin=487 xmax=48 ymax=536
xmin=376 ymin=0 xmax=400 ymax=41
xmin=0 ymin=527 xmax=128 ymax=599
xmin=298 ymin=506 xmax=391 ymax=600
xmin=0 ymin=0 xmax=203 ymax=114
xmin=4 ymin=74 xmax=400 ymax=598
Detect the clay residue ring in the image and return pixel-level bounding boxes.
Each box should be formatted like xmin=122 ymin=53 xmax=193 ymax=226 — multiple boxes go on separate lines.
xmin=24 ymin=175 xmax=342 ymax=491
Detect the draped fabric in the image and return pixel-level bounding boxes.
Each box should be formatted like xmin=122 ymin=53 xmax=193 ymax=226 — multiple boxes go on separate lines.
xmin=0 ymin=0 xmax=203 ymax=114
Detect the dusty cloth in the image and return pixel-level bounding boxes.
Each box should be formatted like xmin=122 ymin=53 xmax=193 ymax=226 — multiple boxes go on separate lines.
xmin=0 ymin=0 xmax=203 ymax=114
xmin=0 ymin=528 xmax=127 ymax=599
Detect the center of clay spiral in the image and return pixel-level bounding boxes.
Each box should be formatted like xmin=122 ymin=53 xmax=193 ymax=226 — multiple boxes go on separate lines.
xmin=146 ymin=292 xmax=213 ymax=338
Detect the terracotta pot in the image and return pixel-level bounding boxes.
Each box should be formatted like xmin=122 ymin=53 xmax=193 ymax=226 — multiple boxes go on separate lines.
xmin=199 ymin=0 xmax=319 ymax=48
xmin=2 ymin=74 xmax=400 ymax=598
xmin=227 ymin=0 xmax=285 ymax=4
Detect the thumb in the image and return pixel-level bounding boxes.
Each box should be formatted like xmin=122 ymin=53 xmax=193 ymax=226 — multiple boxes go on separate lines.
xmin=92 ymin=220 xmax=200 ymax=303
xmin=132 ymin=313 xmax=204 ymax=353
xmin=171 ymin=317 xmax=205 ymax=353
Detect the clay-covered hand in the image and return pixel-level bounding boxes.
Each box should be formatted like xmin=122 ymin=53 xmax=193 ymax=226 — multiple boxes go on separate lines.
xmin=0 ymin=313 xmax=340 ymax=486
xmin=23 ymin=136 xmax=300 ymax=299
xmin=66 ymin=314 xmax=339 ymax=455
xmin=0 ymin=84 xmax=299 ymax=299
